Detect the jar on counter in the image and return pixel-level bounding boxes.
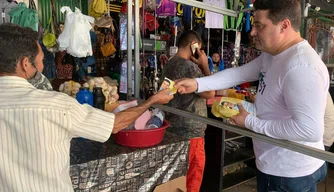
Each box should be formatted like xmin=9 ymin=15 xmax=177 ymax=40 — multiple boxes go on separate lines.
xmin=93 ymin=87 xmax=106 ymax=110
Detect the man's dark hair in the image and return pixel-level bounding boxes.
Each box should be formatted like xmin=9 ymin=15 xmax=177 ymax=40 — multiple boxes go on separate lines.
xmin=0 ymin=23 xmax=39 ymax=74
xmin=254 ymin=0 xmax=301 ymax=32
xmin=177 ymin=30 xmax=202 ymax=48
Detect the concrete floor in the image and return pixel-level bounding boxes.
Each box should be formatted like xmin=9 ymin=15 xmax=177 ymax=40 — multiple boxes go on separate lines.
xmin=223 ymin=168 xmax=334 ymax=192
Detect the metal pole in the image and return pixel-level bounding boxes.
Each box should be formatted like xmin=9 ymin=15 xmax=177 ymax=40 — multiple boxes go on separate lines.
xmin=127 ymin=0 xmax=133 ymax=99
xmin=190 ymin=8 xmax=193 ymax=30
xmin=207 ymin=28 xmax=210 ymax=55
xmin=134 ymin=0 xmax=140 ymax=98
xmin=141 ymin=1 xmax=146 ymax=98
xmin=221 ymin=29 xmax=224 ymax=59
xmin=153 ymin=104 xmax=334 ymax=164
xmin=238 ymin=7 xmax=254 ymax=13
xmin=302 ymin=0 xmax=308 ymax=39
xmin=171 ymin=0 xmax=238 ymax=17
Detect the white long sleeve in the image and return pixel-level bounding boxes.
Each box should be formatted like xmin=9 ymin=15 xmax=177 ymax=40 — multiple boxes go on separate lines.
xmin=245 ymin=66 xmax=327 ymax=142
xmin=195 ymin=40 xmax=329 ymax=178
xmin=196 ymin=54 xmax=263 ymax=92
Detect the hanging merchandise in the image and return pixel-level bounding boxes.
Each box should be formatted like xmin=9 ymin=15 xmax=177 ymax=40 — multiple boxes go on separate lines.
xmin=55 ymin=51 xmax=74 ymax=79
xmin=159 ymin=54 xmax=168 ymax=69
xmin=245 ymin=0 xmax=251 ymax=32
xmin=89 ymin=0 xmax=107 ymax=18
xmin=143 ymin=12 xmax=159 ymax=32
xmin=0 ymin=0 xmax=18 ymax=24
xmin=145 ymin=0 xmax=156 ymax=12
xmin=39 ymin=41 xmax=57 ymax=79
xmin=58 ymin=6 xmax=95 ymax=58
xmin=224 ymin=0 xmax=244 ymax=31
xmin=156 ymin=0 xmax=176 ymax=16
xmin=75 ymin=31 xmax=98 ymax=80
xmin=169 ymin=24 xmax=178 ymax=57
xmin=8 ymin=1 xmax=39 ymax=31
xmin=109 ymin=1 xmax=122 ymax=13
xmin=42 ymin=17 xmax=57 ymax=49
xmin=204 ymin=0 xmax=225 ymax=29
xmin=182 ymin=4 xmax=192 ymax=27
xmin=148 ymin=54 xmax=155 ymax=69
xmin=231 ymin=31 xmax=241 ymax=68
xmin=58 ymin=6 xmax=75 ymax=51
xmin=100 ymin=38 xmax=116 ymax=57
xmin=119 ymin=59 xmax=134 ymax=94
xmin=95 ymin=14 xmax=114 ymax=29
xmin=120 ymin=0 xmax=142 ymax=13
xmin=120 ymin=14 xmax=143 ymax=50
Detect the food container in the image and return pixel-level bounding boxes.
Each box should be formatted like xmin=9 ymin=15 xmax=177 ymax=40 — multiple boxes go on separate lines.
xmin=115 ymin=120 xmax=170 ymax=148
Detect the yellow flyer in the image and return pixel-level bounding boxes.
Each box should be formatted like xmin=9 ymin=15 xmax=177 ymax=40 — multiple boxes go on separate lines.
xmin=159 ymin=77 xmax=177 ymax=94
xmin=211 ymin=97 xmax=256 ymax=119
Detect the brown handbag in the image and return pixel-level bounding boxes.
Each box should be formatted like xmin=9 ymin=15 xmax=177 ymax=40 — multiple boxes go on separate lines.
xmin=100 ymin=28 xmax=117 ymax=57
xmin=100 ymin=35 xmax=116 ymax=57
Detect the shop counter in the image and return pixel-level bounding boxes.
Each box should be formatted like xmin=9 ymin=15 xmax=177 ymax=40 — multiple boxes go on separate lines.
xmin=69 ymin=131 xmax=189 ymax=192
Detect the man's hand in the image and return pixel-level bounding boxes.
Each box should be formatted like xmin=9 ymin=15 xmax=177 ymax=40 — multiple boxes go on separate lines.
xmin=191 ymin=48 xmax=208 ymax=68
xmin=174 ymin=78 xmax=198 ymax=94
xmin=149 ymin=88 xmax=174 ymax=104
xmin=230 ymin=104 xmax=250 ymax=128
xmin=190 ymin=48 xmax=211 ymax=76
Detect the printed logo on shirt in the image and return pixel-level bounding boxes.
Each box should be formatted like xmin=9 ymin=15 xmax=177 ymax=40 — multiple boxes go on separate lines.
xmin=258 ymin=72 xmax=266 ymax=95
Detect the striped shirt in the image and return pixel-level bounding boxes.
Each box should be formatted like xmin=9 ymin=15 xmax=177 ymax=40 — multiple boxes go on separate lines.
xmin=0 ymin=76 xmax=115 ymax=192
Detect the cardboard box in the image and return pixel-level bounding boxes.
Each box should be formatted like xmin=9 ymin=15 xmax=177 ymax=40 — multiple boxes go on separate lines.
xmin=153 ymin=176 xmax=186 ymax=192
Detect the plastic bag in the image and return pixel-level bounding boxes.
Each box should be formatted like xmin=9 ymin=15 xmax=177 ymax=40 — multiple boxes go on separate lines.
xmin=58 ymin=7 xmax=95 ymax=57
xmin=58 ymin=6 xmax=75 ymax=51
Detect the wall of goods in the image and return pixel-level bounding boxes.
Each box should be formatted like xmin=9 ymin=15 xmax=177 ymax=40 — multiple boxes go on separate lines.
xmin=2 ymin=0 xmax=262 ymax=99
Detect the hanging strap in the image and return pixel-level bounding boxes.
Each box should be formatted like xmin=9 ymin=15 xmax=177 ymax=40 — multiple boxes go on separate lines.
xmin=51 ymin=0 xmax=60 ymax=36
xmin=29 ymin=0 xmax=37 ymax=10
xmin=44 ymin=17 xmax=53 ymax=34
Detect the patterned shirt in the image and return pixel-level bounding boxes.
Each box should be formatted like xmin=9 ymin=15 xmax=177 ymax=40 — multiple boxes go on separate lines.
xmin=161 ymin=56 xmax=207 ymax=139
xmin=0 ymin=76 xmax=115 ymax=192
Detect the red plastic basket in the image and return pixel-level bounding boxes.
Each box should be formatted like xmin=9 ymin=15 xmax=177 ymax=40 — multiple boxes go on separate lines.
xmin=115 ymin=120 xmax=170 ymax=148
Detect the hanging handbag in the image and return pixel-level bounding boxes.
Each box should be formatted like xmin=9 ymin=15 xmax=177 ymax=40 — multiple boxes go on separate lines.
xmin=42 ymin=17 xmax=57 ymax=48
xmin=100 ymin=42 xmax=116 ymax=57
xmin=95 ymin=14 xmax=114 ymax=28
xmin=100 ymin=34 xmax=116 ymax=57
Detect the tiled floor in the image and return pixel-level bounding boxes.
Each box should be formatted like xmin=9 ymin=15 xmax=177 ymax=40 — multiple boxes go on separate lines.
xmin=223 ymin=168 xmax=334 ymax=192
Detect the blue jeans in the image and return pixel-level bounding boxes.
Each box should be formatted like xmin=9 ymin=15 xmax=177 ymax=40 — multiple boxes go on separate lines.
xmin=257 ymin=163 xmax=327 ymax=192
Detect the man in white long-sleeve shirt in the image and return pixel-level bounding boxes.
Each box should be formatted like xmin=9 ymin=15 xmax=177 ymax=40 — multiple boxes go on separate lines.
xmin=175 ymin=0 xmax=328 ymax=191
